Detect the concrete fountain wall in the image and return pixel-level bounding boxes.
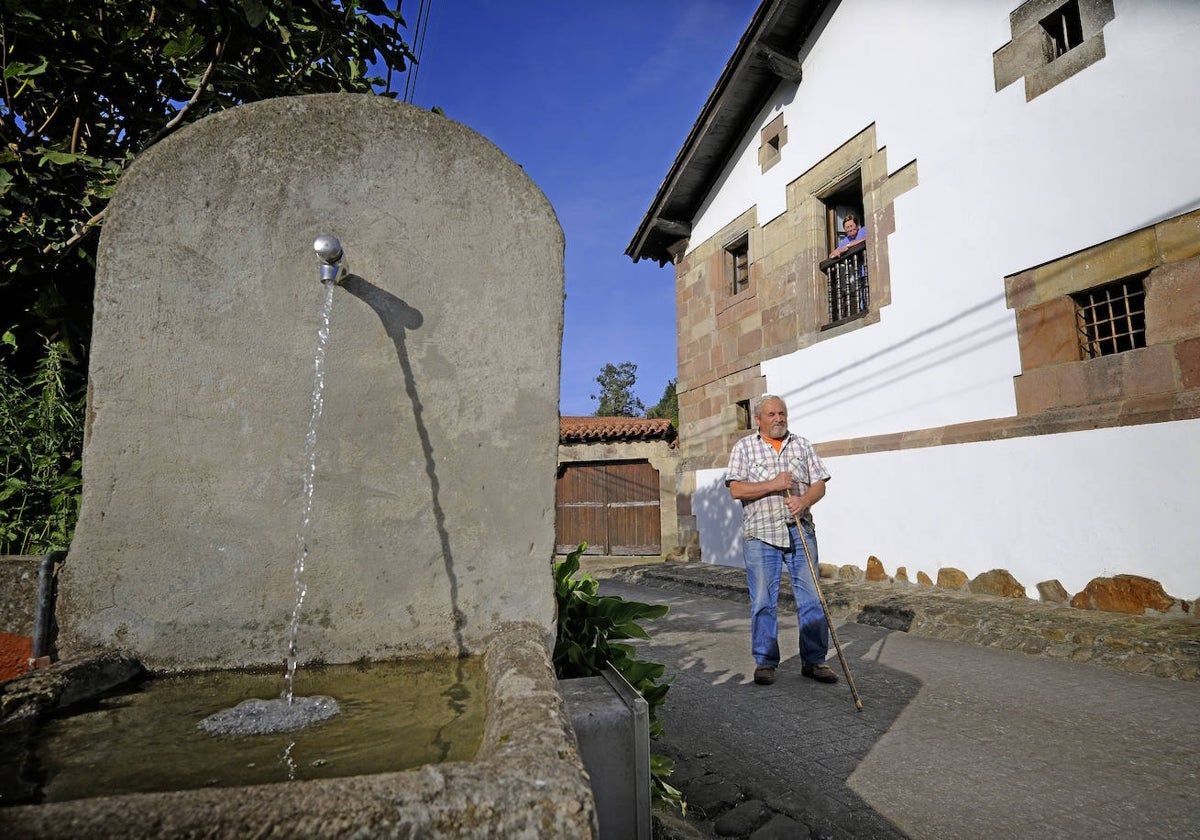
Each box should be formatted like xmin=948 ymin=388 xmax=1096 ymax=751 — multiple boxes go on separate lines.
xmin=0 ymin=94 xmax=596 ymax=837
xmin=61 ymin=93 xmax=563 ymax=669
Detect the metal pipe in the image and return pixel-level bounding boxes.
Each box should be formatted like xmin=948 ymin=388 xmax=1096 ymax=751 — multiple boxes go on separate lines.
xmin=32 ymin=550 xmax=66 ymax=661
xmin=313 ymin=235 xmax=346 ymax=285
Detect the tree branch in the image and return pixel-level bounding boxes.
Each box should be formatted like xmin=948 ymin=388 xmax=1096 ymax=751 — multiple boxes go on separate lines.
xmin=141 ymin=38 xmax=226 ymax=151
xmin=43 ymin=38 xmax=227 ymax=256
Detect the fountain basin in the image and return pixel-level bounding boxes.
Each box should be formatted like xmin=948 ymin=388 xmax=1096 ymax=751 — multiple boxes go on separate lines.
xmin=0 ymin=623 xmax=597 ymax=838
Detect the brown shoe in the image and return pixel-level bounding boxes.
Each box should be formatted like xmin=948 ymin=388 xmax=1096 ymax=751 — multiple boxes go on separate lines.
xmin=753 ymin=666 xmax=776 ymax=685
xmin=801 ymin=664 xmax=838 ymax=684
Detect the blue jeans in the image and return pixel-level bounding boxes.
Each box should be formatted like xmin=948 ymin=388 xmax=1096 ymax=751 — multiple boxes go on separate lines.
xmin=743 ymin=522 xmax=829 ymax=669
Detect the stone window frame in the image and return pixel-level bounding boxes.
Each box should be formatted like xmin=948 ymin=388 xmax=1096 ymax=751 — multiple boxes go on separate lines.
xmin=724 ymin=231 xmax=751 ymax=298
xmin=1005 ymin=208 xmax=1200 ymax=416
xmin=784 ymin=124 xmax=917 ymax=344
xmin=758 ymin=114 xmax=787 ymax=174
xmin=993 ymin=0 xmax=1115 ymax=102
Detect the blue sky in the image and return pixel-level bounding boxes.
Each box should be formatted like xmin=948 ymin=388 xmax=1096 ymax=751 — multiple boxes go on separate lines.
xmin=397 ymin=1 xmax=756 ymax=415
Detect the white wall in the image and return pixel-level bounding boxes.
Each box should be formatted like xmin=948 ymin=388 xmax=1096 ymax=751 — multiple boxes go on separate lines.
xmin=689 ymin=0 xmax=1200 ymax=440
xmin=696 ymin=420 xmax=1200 ymax=600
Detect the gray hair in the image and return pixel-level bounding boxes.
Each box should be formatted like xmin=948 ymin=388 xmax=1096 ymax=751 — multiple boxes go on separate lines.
xmin=752 ymin=393 xmax=786 ymax=419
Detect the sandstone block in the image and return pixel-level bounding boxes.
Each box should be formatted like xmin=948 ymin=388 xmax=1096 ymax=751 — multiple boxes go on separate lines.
xmin=1069 ymin=574 xmax=1177 ymax=615
xmin=818 ymin=562 xmax=838 ymax=580
xmin=1037 ymin=579 xmax=1071 ymax=603
xmin=916 ymin=571 xmax=933 ymax=586
xmin=838 ymin=564 xmax=864 ymax=582
xmin=865 ymin=556 xmax=888 ymax=582
xmin=936 ymin=568 xmax=969 ymax=591
xmin=969 ymin=569 xmax=1027 ymax=599
xmin=895 ymin=566 xmax=909 ymax=583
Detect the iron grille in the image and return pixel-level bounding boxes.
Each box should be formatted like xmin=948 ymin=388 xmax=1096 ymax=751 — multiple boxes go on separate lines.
xmin=1073 ymin=276 xmax=1146 ymax=359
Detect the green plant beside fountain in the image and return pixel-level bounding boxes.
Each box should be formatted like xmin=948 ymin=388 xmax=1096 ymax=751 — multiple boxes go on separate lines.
xmin=553 ymin=544 xmax=684 ymax=812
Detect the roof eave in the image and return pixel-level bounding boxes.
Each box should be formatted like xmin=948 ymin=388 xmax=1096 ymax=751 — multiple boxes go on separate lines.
xmin=626 ymin=0 xmax=829 ymax=266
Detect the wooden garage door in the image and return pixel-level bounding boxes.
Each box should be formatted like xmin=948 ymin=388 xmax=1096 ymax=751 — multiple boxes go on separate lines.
xmin=555 ymin=461 xmax=661 ymax=555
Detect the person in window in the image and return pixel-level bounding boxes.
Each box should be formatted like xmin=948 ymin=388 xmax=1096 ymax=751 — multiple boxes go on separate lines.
xmin=829 ymin=212 xmax=865 ymax=258
xmin=725 ymin=394 xmax=838 ymax=687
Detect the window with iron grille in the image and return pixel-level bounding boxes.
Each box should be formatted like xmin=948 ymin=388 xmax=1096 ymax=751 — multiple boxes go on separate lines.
xmin=1072 ymin=275 xmax=1146 ymax=358
xmin=726 ymin=235 xmax=749 ymax=296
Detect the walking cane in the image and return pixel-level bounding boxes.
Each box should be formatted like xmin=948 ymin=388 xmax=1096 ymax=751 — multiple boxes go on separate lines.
xmin=788 ymin=491 xmax=863 ymax=711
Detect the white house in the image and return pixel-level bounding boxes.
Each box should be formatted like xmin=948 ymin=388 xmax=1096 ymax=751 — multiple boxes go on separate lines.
xmin=628 ymin=0 xmax=1200 ymax=602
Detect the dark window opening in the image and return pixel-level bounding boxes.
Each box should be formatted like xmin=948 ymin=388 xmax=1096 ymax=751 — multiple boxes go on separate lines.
xmin=1041 ymin=0 xmax=1084 ymax=60
xmin=822 ymin=174 xmax=864 ymax=256
xmin=726 ymin=235 xmax=750 ymax=296
xmin=1073 ymin=275 xmax=1146 ymax=358
xmin=735 ymin=399 xmax=751 ymax=430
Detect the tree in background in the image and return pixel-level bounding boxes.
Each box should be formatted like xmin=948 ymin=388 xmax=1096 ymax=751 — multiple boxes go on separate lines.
xmin=591 ymin=361 xmax=677 ymax=427
xmin=0 ymin=0 xmax=413 ymax=552
xmin=591 ymin=361 xmax=645 ymax=417
xmin=645 ymin=378 xmax=678 ymax=429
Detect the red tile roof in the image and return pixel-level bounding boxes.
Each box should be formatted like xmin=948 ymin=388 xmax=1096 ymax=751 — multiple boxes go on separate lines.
xmin=560 ymin=415 xmax=677 ymax=444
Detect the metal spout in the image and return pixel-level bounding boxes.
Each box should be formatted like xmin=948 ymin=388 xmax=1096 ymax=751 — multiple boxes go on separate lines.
xmin=313 ymin=235 xmax=346 ymax=285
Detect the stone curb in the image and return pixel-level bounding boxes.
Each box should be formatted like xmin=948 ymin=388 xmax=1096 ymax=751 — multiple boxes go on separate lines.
xmin=598 ymin=563 xmax=1200 ymax=683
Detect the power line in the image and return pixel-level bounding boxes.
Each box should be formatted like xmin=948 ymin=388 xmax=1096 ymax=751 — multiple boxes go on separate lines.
xmin=403 ymin=0 xmax=437 ymax=104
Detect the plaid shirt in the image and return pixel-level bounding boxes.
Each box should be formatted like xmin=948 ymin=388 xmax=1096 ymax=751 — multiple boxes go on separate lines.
xmin=725 ymin=431 xmax=831 ymax=549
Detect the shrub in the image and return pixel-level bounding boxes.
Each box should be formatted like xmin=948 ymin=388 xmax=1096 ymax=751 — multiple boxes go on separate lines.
xmin=0 ymin=335 xmax=84 ymax=554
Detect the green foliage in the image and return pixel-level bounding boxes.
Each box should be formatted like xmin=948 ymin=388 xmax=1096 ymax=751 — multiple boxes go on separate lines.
xmin=644 ymin=378 xmax=678 ymax=429
xmin=0 ymin=0 xmax=413 ymax=551
xmin=1 ymin=0 xmax=414 ymax=375
xmin=590 ymin=361 xmax=645 ymax=417
xmin=0 ymin=335 xmax=84 ymax=554
xmin=553 ymin=544 xmax=684 ymax=813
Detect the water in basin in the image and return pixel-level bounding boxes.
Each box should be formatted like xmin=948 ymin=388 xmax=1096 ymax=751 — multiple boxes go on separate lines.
xmin=1 ymin=656 xmax=484 ymax=806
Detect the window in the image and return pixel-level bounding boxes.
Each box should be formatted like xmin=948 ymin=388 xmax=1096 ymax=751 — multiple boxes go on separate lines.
xmin=1073 ymin=275 xmax=1146 ymax=358
xmin=1040 ymin=0 xmax=1083 ymax=59
xmin=821 ymin=173 xmax=864 ymax=257
xmin=1003 ymin=208 xmax=1200 ymax=418
xmin=726 ymin=235 xmax=750 ymax=296
xmin=759 ymin=114 xmax=787 ymax=174
xmin=819 ymin=173 xmax=869 ymax=327
xmin=994 ymin=0 xmax=1115 ymax=101
xmin=735 ymin=399 xmax=751 ymax=430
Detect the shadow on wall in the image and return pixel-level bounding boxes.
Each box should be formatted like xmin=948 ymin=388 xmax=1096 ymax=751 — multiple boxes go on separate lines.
xmin=780 ymin=291 xmax=1011 ymax=433
xmin=692 ymin=472 xmax=744 ymax=568
xmin=341 ymin=273 xmax=465 ymax=658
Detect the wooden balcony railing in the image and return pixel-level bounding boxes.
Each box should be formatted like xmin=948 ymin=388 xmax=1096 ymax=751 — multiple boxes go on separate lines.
xmin=818 ymin=239 xmax=869 ymax=327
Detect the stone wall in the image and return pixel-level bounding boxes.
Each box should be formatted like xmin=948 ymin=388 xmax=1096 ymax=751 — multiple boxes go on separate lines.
xmin=60 ymin=95 xmax=564 ymax=671
xmin=824 ymin=555 xmax=1195 ymax=619
xmin=0 ymin=557 xmax=42 ymax=680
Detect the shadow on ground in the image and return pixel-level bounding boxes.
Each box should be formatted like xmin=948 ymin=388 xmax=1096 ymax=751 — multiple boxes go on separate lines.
xmin=601 ymin=580 xmax=918 ymax=840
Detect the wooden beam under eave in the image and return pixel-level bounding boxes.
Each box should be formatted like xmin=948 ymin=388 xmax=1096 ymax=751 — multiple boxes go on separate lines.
xmin=653 ymin=218 xmax=692 ymax=238
xmin=756 ymin=44 xmax=803 ymax=84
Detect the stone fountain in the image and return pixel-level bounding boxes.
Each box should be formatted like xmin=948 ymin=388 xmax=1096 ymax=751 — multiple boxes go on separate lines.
xmin=1 ymin=94 xmax=595 ymax=837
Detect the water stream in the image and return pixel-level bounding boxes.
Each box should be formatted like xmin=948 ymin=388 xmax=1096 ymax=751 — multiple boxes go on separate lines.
xmin=199 ymin=281 xmax=339 ymax=738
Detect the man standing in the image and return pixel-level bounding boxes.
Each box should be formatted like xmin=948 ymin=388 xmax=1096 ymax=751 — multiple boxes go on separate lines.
xmin=726 ymin=395 xmax=838 ymax=686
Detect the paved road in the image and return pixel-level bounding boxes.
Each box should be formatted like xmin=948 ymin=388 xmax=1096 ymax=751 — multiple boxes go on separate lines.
xmin=600 ymin=579 xmax=1200 ymax=840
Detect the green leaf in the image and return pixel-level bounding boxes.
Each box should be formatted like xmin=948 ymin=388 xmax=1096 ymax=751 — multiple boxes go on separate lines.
xmin=242 ymin=0 xmax=269 ymax=28
xmin=163 ymin=30 xmax=205 ymax=60
xmin=3 ymin=58 xmax=48 ymax=80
